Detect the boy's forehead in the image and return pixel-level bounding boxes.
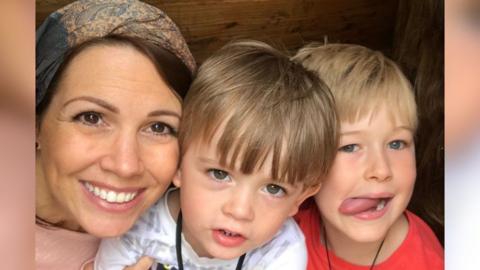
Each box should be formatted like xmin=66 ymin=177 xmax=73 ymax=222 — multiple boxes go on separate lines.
xmin=185 ymin=114 xmax=301 ymax=184
xmin=340 ymin=105 xmax=414 ymax=131
xmin=191 ymin=137 xmax=277 ymax=177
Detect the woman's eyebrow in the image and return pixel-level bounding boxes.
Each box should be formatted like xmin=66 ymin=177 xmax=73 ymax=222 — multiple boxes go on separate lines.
xmin=62 ymin=96 xmax=118 ymax=113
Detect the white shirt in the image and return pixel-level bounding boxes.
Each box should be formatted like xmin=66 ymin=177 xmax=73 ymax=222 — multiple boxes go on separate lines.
xmin=95 ymin=189 xmax=307 ymax=270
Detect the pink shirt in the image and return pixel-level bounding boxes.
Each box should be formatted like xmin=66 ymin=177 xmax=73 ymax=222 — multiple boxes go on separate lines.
xmin=36 ymin=224 xmax=100 ymax=270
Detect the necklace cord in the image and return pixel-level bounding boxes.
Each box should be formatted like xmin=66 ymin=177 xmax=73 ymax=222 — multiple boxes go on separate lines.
xmin=175 ymin=210 xmax=246 ymax=270
xmin=176 ymin=211 xmax=184 ymax=270
xmin=322 ymin=221 xmax=386 ymax=270
xmin=322 ymin=223 xmax=333 ymax=270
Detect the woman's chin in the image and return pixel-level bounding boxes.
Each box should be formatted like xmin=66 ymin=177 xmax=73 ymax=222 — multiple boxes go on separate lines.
xmin=82 ymin=219 xmax=135 ymax=238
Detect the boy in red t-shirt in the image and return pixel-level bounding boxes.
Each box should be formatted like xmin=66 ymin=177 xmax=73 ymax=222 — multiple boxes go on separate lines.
xmin=293 ymin=44 xmax=443 ymax=270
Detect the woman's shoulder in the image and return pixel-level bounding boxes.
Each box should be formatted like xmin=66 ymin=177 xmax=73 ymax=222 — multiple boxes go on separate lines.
xmin=36 ymin=224 xmax=100 ymax=270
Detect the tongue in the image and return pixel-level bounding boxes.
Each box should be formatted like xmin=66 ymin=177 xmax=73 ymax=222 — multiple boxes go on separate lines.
xmin=339 ymin=198 xmax=381 ymax=215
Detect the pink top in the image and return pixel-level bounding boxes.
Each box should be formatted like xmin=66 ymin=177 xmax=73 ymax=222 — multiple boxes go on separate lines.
xmin=36 ymin=224 xmax=100 ymax=270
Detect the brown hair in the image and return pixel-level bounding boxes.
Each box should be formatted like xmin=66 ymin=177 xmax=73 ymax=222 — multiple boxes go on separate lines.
xmin=179 ymin=40 xmax=338 ymax=188
xmin=294 ymin=43 xmax=417 ymax=131
xmin=35 ymin=34 xmax=193 ymax=227
xmin=36 ymin=34 xmax=192 ymax=123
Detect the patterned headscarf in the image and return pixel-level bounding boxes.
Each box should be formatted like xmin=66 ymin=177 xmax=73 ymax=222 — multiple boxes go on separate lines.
xmin=36 ymin=0 xmax=196 ymax=107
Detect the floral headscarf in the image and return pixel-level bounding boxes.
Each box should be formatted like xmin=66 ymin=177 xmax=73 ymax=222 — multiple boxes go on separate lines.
xmin=36 ymin=0 xmax=195 ymax=106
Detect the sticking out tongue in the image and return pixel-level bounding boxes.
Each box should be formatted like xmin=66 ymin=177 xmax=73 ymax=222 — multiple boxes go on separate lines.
xmin=339 ymin=198 xmax=382 ymax=215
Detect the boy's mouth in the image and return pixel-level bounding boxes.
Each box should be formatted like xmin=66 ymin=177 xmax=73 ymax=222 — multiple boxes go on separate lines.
xmin=339 ymin=196 xmax=393 ymax=216
xmin=212 ymin=228 xmax=246 ymax=247
xmin=219 ymin=229 xmax=241 ymax=237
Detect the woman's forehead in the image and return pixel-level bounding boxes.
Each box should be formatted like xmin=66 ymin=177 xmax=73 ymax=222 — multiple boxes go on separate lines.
xmin=52 ymin=45 xmax=181 ymax=112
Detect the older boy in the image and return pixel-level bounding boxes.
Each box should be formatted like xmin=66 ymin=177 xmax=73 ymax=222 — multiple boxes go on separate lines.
xmin=294 ymin=43 xmax=443 ymax=270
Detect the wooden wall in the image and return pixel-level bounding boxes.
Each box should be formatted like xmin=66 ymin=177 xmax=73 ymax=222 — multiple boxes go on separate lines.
xmin=393 ymin=0 xmax=444 ymax=244
xmin=36 ymin=0 xmax=399 ymax=63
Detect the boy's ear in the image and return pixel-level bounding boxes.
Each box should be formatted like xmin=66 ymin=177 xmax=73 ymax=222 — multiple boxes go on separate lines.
xmin=172 ymin=170 xmax=182 ymax=188
xmin=288 ymin=183 xmax=322 ymax=217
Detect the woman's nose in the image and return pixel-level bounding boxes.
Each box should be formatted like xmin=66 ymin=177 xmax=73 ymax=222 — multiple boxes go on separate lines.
xmin=100 ymin=132 xmax=144 ymax=178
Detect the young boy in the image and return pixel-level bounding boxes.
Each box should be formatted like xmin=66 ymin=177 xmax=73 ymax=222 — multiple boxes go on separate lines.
xmin=293 ymin=44 xmax=444 ymax=270
xmin=95 ymin=40 xmax=338 ymax=269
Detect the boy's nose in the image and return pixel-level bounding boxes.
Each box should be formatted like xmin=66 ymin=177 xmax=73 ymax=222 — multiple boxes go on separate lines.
xmin=364 ymin=150 xmax=392 ymax=182
xmin=222 ymin=189 xmax=255 ymax=222
xmin=99 ymin=132 xmax=144 ymax=179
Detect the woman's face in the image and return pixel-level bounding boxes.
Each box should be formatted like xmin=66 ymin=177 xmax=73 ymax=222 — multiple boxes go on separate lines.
xmin=36 ymin=44 xmax=182 ymax=237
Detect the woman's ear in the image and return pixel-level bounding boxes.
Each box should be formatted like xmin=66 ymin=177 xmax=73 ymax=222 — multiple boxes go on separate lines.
xmin=288 ymin=183 xmax=322 ymax=216
xmin=172 ymin=169 xmax=182 ymax=188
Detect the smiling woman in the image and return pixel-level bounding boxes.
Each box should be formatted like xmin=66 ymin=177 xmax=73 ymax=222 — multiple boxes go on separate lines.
xmin=35 ymin=1 xmax=195 ymax=269
xmin=37 ymin=42 xmax=182 ymax=236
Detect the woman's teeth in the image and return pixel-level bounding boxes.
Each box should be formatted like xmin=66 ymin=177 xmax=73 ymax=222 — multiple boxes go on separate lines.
xmin=376 ymin=199 xmax=386 ymax=211
xmin=84 ymin=182 xmax=137 ymax=203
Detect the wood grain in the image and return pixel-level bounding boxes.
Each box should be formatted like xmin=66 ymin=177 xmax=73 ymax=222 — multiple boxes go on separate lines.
xmin=36 ymin=0 xmax=399 ymax=63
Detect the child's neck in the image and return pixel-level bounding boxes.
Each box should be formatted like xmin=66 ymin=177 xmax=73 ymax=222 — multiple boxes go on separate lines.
xmin=321 ymin=214 xmax=409 ymax=266
xmin=167 ymin=188 xmax=181 ymax=222
xmin=167 ymin=188 xmax=213 ymax=259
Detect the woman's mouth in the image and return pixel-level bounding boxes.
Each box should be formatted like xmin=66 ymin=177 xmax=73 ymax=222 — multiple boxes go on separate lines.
xmin=83 ymin=181 xmax=138 ymax=203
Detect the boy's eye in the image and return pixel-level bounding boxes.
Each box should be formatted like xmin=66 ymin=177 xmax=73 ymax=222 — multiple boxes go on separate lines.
xmin=145 ymin=122 xmax=176 ymax=136
xmin=262 ymin=184 xmax=286 ymax=197
xmin=389 ymin=140 xmax=406 ymax=150
xmin=73 ymin=111 xmax=103 ymax=126
xmin=338 ymin=144 xmax=359 ymax=153
xmin=207 ymin=169 xmax=231 ymax=182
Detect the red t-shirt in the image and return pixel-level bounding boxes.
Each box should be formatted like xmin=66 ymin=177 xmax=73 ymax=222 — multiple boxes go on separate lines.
xmin=294 ymin=204 xmax=444 ymax=270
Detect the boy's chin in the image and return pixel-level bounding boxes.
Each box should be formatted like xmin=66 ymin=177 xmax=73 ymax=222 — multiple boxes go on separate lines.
xmin=205 ymin=247 xmax=247 ymax=261
xmin=348 ymin=231 xmax=388 ymax=244
xmin=340 ymin=221 xmax=393 ymax=244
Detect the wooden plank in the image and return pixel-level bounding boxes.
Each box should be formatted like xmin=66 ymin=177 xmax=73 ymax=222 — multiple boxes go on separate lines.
xmin=393 ymin=0 xmax=444 ymax=244
xmin=36 ymin=0 xmax=398 ymax=63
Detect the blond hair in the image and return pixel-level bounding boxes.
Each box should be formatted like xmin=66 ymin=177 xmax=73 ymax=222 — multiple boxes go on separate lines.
xmin=179 ymin=40 xmax=337 ymax=188
xmin=293 ymin=43 xmax=417 ymax=130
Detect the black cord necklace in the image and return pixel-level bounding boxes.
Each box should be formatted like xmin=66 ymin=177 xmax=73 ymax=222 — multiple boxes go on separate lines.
xmin=322 ymin=223 xmax=385 ymax=270
xmin=174 ymin=211 xmax=246 ymax=270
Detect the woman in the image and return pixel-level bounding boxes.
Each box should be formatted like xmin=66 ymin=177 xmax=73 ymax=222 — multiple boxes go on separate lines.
xmin=35 ymin=1 xmax=195 ymax=269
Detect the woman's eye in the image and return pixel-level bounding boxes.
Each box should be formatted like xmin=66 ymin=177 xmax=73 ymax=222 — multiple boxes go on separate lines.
xmin=263 ymin=184 xmax=286 ymax=197
xmin=389 ymin=140 xmax=406 ymax=150
xmin=73 ymin=111 xmax=103 ymax=126
xmin=338 ymin=144 xmax=359 ymax=153
xmin=207 ymin=169 xmax=231 ymax=182
xmin=147 ymin=122 xmax=176 ymax=136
